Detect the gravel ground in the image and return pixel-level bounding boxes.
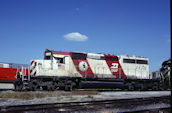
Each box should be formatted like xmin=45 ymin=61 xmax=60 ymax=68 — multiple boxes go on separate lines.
xmin=0 ymin=83 xmax=14 ymax=90
xmin=0 ymin=90 xmax=170 ymax=106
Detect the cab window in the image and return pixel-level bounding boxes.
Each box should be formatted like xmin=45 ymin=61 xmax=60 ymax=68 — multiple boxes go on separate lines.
xmin=54 ymin=57 xmax=65 ymax=64
xmin=44 ymin=56 xmax=51 ymax=60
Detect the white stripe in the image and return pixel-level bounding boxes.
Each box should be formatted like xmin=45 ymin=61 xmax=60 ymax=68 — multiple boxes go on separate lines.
xmin=30 ymin=61 xmax=35 ymax=69
xmin=30 ymin=61 xmax=37 ymax=75
xmin=30 ymin=69 xmax=36 ymax=75
xmin=87 ymin=54 xmax=113 ymax=78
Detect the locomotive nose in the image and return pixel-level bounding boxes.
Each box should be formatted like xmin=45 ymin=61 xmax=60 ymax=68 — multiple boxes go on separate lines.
xmin=30 ymin=60 xmax=37 ymax=76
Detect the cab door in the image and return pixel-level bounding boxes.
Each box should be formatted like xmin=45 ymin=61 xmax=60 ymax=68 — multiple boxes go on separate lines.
xmin=64 ymin=56 xmax=70 ymax=72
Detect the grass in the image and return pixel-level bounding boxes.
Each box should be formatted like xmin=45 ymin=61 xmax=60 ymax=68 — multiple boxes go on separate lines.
xmin=0 ymin=90 xmax=98 ymax=100
xmin=0 ymin=91 xmax=47 ymax=99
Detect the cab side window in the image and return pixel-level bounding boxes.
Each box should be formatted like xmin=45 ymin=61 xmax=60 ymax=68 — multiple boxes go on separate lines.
xmin=54 ymin=57 xmax=65 ymax=64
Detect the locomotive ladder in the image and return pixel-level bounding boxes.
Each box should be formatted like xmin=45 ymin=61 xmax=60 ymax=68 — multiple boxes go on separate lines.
xmin=16 ymin=67 xmax=31 ymax=90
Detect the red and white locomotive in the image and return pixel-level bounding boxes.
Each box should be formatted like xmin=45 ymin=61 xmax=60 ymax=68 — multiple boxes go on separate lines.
xmin=30 ymin=50 xmax=149 ymax=79
xmin=13 ymin=49 xmax=159 ymax=91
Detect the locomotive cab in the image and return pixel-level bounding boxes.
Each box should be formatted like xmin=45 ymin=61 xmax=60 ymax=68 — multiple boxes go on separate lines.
xmin=30 ymin=51 xmax=71 ymax=77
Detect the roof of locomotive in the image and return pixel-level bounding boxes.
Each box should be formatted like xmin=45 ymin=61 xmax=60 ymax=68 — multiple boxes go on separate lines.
xmin=45 ymin=49 xmax=149 ymax=60
xmin=44 ymin=49 xmax=119 ymax=58
xmin=118 ymin=54 xmax=148 ymax=60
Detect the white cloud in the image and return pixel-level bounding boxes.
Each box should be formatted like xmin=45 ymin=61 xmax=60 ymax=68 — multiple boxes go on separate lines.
xmin=64 ymin=32 xmax=88 ymax=41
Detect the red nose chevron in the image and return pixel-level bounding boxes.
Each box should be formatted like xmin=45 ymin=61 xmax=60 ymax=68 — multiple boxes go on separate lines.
xmin=30 ymin=61 xmax=37 ymax=76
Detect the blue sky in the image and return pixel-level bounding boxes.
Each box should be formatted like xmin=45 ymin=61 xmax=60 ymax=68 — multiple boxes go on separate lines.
xmin=0 ymin=0 xmax=170 ymax=73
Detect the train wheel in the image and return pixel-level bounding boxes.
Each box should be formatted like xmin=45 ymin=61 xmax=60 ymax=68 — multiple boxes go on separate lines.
xmin=152 ymin=83 xmax=159 ymax=91
xmin=65 ymin=84 xmax=74 ymax=91
xmin=127 ymin=83 xmax=134 ymax=91
xmin=65 ymin=80 xmax=76 ymax=91
xmin=140 ymin=84 xmax=146 ymax=91
xmin=65 ymin=85 xmax=71 ymax=91
xmin=29 ymin=80 xmax=40 ymax=91
xmin=14 ymin=79 xmax=23 ymax=91
xmin=42 ymin=86 xmax=48 ymax=90
xmin=14 ymin=83 xmax=23 ymax=91
xmin=47 ymin=85 xmax=55 ymax=91
xmin=159 ymin=81 xmax=165 ymax=90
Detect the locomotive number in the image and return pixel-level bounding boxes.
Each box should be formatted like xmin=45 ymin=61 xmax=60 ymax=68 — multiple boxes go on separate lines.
xmin=111 ymin=63 xmax=119 ymax=72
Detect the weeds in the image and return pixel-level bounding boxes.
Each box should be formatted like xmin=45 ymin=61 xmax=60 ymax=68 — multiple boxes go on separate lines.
xmin=0 ymin=90 xmax=98 ymax=100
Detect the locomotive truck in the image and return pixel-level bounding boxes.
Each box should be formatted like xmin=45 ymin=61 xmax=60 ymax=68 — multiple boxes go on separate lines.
xmin=13 ymin=49 xmax=167 ymax=91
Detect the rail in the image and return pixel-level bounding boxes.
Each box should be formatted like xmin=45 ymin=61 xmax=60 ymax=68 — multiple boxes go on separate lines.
xmin=0 ymin=95 xmax=170 ymax=112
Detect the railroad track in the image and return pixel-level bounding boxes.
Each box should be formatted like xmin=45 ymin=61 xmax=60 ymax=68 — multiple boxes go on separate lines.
xmin=0 ymin=95 xmax=170 ymax=113
xmin=0 ymin=87 xmax=170 ymax=92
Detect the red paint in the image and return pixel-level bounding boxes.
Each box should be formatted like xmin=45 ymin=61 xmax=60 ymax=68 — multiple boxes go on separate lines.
xmin=45 ymin=50 xmax=125 ymax=78
xmin=0 ymin=68 xmax=17 ymax=83
xmin=45 ymin=50 xmax=70 ymax=55
xmin=33 ymin=71 xmax=37 ymax=76
xmin=104 ymin=55 xmax=126 ymax=79
xmin=30 ymin=61 xmax=34 ymax=65
xmin=47 ymin=50 xmax=95 ymax=77
xmin=30 ymin=61 xmax=37 ymax=74
xmin=72 ymin=59 xmax=95 ymax=78
xmin=69 ymin=52 xmax=95 ymax=78
xmin=0 ymin=67 xmax=30 ymax=83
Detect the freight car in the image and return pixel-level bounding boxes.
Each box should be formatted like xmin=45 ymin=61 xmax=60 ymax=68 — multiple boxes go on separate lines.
xmin=0 ymin=63 xmax=29 ymax=89
xmin=13 ymin=49 xmax=166 ymax=91
xmin=0 ymin=63 xmax=29 ymax=83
